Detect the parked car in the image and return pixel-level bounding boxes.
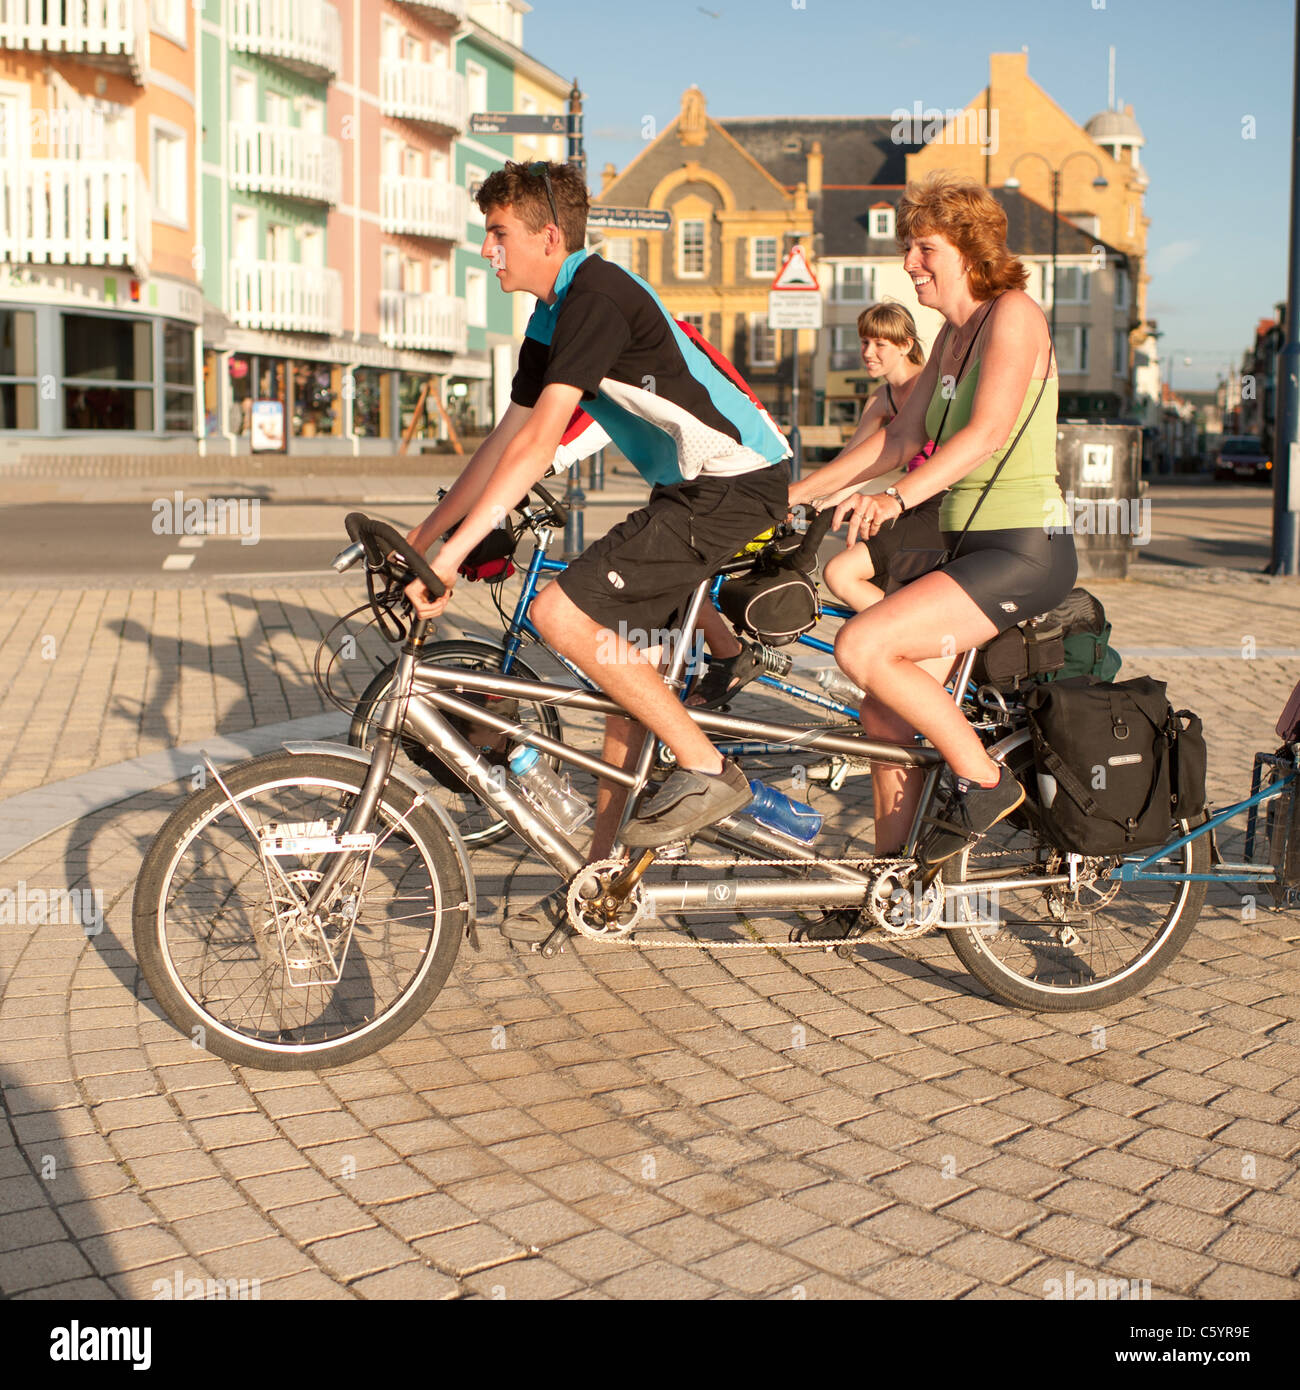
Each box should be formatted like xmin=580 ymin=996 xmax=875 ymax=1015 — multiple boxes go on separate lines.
xmin=1214 ymin=435 xmax=1271 ymax=483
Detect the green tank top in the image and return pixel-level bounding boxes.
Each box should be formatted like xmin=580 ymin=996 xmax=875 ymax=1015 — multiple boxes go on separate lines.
xmin=924 ymin=360 xmax=1067 ymax=532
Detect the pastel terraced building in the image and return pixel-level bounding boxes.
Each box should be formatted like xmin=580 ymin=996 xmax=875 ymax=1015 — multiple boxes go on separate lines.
xmin=1 ymin=0 xmax=570 ymax=456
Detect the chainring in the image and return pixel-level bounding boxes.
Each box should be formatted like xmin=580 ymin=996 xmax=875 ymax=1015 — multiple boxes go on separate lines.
xmin=565 ymin=858 xmax=648 ymax=940
xmin=866 ymin=864 xmax=947 ymax=938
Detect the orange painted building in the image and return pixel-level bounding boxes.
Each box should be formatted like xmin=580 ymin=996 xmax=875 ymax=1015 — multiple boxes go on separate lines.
xmin=0 ymin=3 xmax=202 ymax=449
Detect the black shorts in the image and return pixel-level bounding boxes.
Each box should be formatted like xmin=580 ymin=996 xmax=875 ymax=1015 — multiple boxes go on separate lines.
xmin=862 ymin=492 xmax=944 ymax=581
xmin=941 ymin=525 xmax=1078 ymax=631
xmin=556 ymin=464 xmax=790 ymax=640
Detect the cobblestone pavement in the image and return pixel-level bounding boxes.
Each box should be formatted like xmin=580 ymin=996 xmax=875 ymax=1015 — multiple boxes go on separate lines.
xmin=1 ymin=481 xmax=1299 ymax=1300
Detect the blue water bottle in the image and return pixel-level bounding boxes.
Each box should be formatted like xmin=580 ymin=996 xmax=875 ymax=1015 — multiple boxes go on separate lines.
xmin=743 ymin=779 xmax=823 ymax=843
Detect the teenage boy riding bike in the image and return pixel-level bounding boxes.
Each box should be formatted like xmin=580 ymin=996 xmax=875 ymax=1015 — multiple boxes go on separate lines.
xmin=403 ymin=160 xmax=791 ymax=941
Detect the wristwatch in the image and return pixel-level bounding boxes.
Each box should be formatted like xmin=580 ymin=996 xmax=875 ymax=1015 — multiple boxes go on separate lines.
xmin=884 ymin=486 xmax=908 ymax=515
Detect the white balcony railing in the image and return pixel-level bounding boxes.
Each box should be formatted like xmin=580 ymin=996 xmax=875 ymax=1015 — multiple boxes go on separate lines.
xmin=230 ymin=123 xmax=341 ymax=205
xmin=380 ymin=289 xmax=466 ymax=354
xmin=229 ymin=0 xmax=341 ymax=82
xmin=0 ymin=158 xmax=150 ymax=271
xmin=380 ymin=176 xmax=467 ymax=240
xmin=401 ymin=0 xmax=467 ymax=26
xmin=379 ymin=59 xmax=466 ymax=132
xmin=0 ymin=0 xmax=149 ymax=84
xmin=231 ymin=260 xmax=342 ymax=335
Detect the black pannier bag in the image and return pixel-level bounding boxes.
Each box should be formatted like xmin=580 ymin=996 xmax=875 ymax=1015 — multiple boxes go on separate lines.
xmin=1025 ymin=676 xmax=1208 ymax=855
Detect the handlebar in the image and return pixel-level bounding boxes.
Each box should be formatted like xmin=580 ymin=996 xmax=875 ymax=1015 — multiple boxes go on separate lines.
xmin=518 ymin=480 xmax=569 ymax=529
xmin=786 ymin=507 xmax=836 ymax=573
xmin=343 ymin=512 xmax=445 ymax=599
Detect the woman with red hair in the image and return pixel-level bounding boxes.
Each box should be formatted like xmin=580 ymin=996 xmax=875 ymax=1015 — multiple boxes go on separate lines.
xmin=790 ymin=171 xmax=1076 ymax=871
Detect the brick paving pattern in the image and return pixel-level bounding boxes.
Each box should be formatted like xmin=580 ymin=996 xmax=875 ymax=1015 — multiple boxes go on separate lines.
xmin=1 ymin=473 xmax=1299 ymax=1300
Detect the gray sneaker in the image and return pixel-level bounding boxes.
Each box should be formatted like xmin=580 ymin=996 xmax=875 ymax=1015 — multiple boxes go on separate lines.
xmin=621 ymin=759 xmax=752 ymax=849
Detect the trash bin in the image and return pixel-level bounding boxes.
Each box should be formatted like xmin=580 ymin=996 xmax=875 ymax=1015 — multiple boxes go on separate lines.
xmin=1054 ymin=423 xmax=1144 ymax=579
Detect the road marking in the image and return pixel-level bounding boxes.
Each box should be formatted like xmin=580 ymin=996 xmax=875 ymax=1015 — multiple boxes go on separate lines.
xmin=161 ymin=554 xmax=195 ymax=571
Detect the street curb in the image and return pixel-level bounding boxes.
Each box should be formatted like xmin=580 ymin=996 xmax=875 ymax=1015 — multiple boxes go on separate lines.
xmin=0 ymin=712 xmax=349 ymax=865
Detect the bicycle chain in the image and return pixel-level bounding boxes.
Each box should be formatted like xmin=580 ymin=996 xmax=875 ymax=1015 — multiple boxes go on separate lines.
xmin=572 ymin=853 xmax=919 ymax=952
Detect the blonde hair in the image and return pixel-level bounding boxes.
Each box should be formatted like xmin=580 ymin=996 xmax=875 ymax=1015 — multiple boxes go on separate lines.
xmin=856 ymin=302 xmax=925 ymax=365
xmin=897 ymin=170 xmax=1028 ymax=300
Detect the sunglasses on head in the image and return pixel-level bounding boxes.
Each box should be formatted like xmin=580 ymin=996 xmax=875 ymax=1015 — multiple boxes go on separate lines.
xmin=526 ymin=161 xmax=560 ymax=230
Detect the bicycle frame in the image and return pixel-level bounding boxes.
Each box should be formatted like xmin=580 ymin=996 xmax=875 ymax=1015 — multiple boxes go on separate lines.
xmin=340 ymin=576 xmax=1089 ymax=924
xmin=496 ymin=520 xmax=864 ymax=726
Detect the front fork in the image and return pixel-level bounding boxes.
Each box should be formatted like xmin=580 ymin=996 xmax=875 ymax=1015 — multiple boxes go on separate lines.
xmin=300 ymin=621 xmax=436 ymax=919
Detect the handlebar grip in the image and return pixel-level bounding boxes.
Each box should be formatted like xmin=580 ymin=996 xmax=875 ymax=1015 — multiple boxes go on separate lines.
xmin=344 ymin=512 xmax=445 ymax=598
xmin=532 ymin=479 xmax=570 ymax=526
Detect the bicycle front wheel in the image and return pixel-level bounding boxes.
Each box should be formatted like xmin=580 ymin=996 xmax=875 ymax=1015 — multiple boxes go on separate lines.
xmin=133 ymin=752 xmax=468 ymax=1070
xmin=349 ymin=640 xmax=563 ymax=848
xmin=945 ymin=743 xmax=1209 ymax=1011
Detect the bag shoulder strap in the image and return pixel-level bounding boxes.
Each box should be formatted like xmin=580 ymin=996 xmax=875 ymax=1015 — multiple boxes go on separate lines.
xmin=950 ymin=334 xmax=1054 ymax=559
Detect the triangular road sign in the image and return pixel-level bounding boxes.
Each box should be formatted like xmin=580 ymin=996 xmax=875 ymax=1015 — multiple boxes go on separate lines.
xmin=771 ymin=244 xmax=819 ymax=291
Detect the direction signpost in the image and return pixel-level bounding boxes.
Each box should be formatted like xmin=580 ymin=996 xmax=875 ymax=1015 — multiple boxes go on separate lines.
xmin=768 ymin=245 xmax=823 ymax=479
xmin=586 ymin=207 xmax=672 ymax=231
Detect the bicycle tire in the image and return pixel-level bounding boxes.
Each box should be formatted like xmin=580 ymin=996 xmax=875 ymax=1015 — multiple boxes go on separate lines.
xmin=133 ymin=751 xmax=467 ymax=1070
xmin=945 ymin=742 xmax=1209 ymax=1011
xmin=349 ymin=639 xmax=563 ymax=848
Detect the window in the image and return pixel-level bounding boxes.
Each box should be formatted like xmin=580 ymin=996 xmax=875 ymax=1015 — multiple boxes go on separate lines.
xmin=0 ymin=309 xmax=37 ymax=430
xmin=466 ymin=268 xmax=487 ymax=327
xmin=150 ymin=0 xmax=186 ymax=43
xmin=265 ymin=91 xmax=290 ymax=127
xmin=292 ymin=359 xmax=337 ymax=438
xmin=749 ymin=237 xmax=777 ymax=278
xmin=231 ymin=71 xmax=256 ymax=125
xmin=678 ymin=219 xmax=705 ymax=277
xmin=750 ymin=314 xmax=776 ymax=367
xmin=679 ymin=314 xmax=704 ymax=334
xmin=829 ymin=324 xmax=860 ymax=371
xmin=352 ymin=367 xmax=393 ymax=438
xmin=1068 ymin=214 xmax=1100 ymax=237
xmin=465 ymin=61 xmax=488 ymax=119
xmin=382 ymin=247 xmax=401 ymax=291
xmin=1053 ymin=265 xmax=1091 ymax=305
xmin=601 ymin=237 xmax=635 ymax=271
xmin=833 ymin=264 xmax=869 ymax=303
xmin=62 ymin=313 xmax=153 ymax=430
xmin=1115 ymin=265 xmax=1130 ymax=310
xmin=869 ymin=207 xmax=895 ymax=240
xmin=1113 ymin=329 xmax=1129 ymax=379
xmin=1057 ymin=326 xmax=1090 ymax=376
xmin=266 ymin=222 xmax=291 ymax=261
xmin=162 ymin=320 xmax=195 ymax=432
xmin=466 ymin=163 xmax=486 ymax=225
xmin=150 ymin=120 xmax=187 ymax=227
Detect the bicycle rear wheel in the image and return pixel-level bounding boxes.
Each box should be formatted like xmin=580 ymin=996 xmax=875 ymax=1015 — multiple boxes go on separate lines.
xmin=945 ymin=743 xmax=1209 ymax=1010
xmin=133 ymin=751 xmax=467 ymax=1069
xmin=349 ymin=640 xmax=562 ymax=848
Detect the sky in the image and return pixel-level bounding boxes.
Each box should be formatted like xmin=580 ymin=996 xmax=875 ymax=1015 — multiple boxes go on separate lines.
xmin=523 ymin=0 xmax=1294 ymax=392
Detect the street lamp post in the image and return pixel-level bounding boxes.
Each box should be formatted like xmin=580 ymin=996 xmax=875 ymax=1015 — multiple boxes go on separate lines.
xmin=1005 ymin=151 xmax=1109 ymax=349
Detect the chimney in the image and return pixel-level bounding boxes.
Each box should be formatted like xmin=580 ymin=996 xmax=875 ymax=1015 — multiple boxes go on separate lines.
xmin=806 ymin=140 xmax=823 ymax=197
xmin=601 ymin=162 xmax=618 ymax=194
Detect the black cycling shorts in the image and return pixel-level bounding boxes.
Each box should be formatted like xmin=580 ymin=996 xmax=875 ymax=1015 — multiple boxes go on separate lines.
xmin=556 ymin=463 xmax=790 ymax=640
xmin=940 ymin=525 xmax=1078 ymax=631
xmin=861 ymin=493 xmax=944 ymax=581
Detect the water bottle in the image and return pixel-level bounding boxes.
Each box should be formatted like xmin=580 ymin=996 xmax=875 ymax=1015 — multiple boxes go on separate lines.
xmin=508 ymin=745 xmax=593 ymax=834
xmin=813 ymin=668 xmax=865 ymax=703
xmin=744 ymin=779 xmax=822 ymax=843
